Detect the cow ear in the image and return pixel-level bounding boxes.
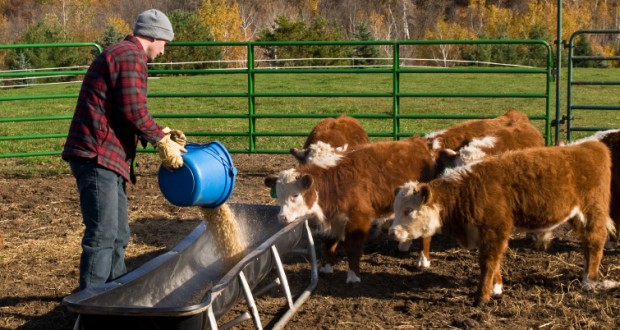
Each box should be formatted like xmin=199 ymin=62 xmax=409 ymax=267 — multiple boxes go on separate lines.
xmin=417 ymin=184 xmax=431 ymax=203
xmin=300 ymin=174 xmax=313 ymax=189
xmin=437 ymin=149 xmax=458 ymax=170
xmin=264 ymin=174 xmax=278 ymax=188
xmin=290 ymin=148 xmax=309 ymax=162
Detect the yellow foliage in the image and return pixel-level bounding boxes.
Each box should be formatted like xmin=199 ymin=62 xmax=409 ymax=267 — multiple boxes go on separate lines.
xmin=538 ymin=1 xmax=592 ymax=42
xmin=423 ymin=18 xmax=475 ymax=67
xmin=106 ymin=16 xmax=131 ymax=36
xmin=424 ymin=17 xmax=474 ymax=41
xmin=305 ymin=0 xmax=320 ymax=15
xmin=484 ymin=5 xmax=512 ymax=37
xmin=0 ymin=13 xmax=6 ymax=43
xmin=593 ymin=43 xmax=616 ymax=58
xmin=43 ymin=0 xmax=101 ymax=41
xmin=368 ymin=12 xmax=386 ymax=40
xmin=198 ymin=0 xmax=246 ymax=67
xmin=198 ymin=0 xmax=244 ymax=41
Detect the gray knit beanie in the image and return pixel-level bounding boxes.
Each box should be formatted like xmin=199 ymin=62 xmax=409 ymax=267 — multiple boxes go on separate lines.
xmin=133 ymin=9 xmax=174 ymax=42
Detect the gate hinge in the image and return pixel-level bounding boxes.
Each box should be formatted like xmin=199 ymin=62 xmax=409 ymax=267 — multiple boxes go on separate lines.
xmin=550 ymin=115 xmax=569 ymax=127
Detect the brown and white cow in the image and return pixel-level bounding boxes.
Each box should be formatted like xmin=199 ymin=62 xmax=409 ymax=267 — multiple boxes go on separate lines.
xmin=265 ymin=137 xmax=435 ymax=283
xmin=435 ymin=119 xmax=545 ymax=172
xmin=400 ymin=109 xmax=544 ymax=268
xmin=532 ymin=129 xmax=620 ymax=249
xmin=389 ymin=141 xmax=617 ymax=305
xmin=290 ymin=114 xmax=369 ymax=165
xmin=585 ymin=129 xmax=620 ymax=248
xmin=424 ymin=108 xmax=529 ymax=156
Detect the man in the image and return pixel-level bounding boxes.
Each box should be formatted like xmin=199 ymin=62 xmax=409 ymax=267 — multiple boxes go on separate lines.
xmin=62 ymin=9 xmax=186 ymax=289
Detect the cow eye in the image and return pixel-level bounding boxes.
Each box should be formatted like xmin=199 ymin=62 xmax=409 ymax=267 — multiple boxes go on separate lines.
xmin=404 ymin=207 xmax=413 ymax=216
xmin=291 ymin=193 xmax=300 ymax=201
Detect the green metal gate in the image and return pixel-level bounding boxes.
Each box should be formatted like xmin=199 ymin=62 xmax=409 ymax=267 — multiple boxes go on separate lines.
xmin=0 ymin=40 xmax=553 ymax=158
xmin=565 ymin=29 xmax=620 ymax=142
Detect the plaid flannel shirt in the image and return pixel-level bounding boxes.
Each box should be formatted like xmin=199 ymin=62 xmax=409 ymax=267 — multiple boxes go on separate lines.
xmin=62 ymin=35 xmax=165 ymax=182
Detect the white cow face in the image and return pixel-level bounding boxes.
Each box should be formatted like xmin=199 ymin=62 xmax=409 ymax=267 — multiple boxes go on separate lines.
xmin=389 ymin=181 xmax=442 ymax=243
xmin=264 ymin=169 xmax=319 ymax=224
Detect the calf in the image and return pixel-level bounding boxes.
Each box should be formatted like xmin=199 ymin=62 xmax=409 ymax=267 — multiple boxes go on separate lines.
xmin=435 ymin=118 xmax=545 ymax=173
xmin=290 ymin=114 xmax=369 ymax=165
xmin=424 ymin=108 xmax=528 ymax=155
xmin=265 ymin=138 xmax=435 ymax=283
xmin=533 ymin=129 xmax=620 ymax=249
xmin=402 ymin=109 xmax=543 ymax=268
xmin=389 ymin=141 xmax=616 ymax=305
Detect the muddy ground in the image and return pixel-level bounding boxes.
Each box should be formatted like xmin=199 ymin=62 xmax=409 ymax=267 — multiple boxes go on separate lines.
xmin=1 ymin=154 xmax=620 ymax=330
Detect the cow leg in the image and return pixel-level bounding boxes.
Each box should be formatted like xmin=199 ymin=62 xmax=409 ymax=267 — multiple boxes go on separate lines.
xmin=492 ymin=264 xmax=503 ymax=297
xmin=476 ymin=230 xmax=509 ymax=306
xmin=417 ymin=237 xmax=432 ymax=269
xmin=343 ymin=216 xmax=371 ymax=283
xmin=579 ymin=212 xmax=617 ymax=290
xmin=320 ymin=236 xmax=339 ymax=274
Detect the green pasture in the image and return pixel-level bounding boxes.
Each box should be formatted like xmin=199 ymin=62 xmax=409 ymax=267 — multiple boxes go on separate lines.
xmin=0 ymin=68 xmax=618 ymax=175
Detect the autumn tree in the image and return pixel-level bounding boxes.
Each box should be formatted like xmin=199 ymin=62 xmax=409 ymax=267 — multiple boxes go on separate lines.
xmin=42 ymin=0 xmax=100 ymax=42
xmin=0 ymin=0 xmax=7 ymax=44
xmin=197 ymin=0 xmax=246 ymax=68
xmin=157 ymin=9 xmax=222 ymax=70
xmin=421 ymin=17 xmax=474 ymax=67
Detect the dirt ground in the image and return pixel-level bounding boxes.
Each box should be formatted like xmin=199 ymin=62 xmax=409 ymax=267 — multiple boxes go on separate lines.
xmin=1 ymin=153 xmax=620 ymax=330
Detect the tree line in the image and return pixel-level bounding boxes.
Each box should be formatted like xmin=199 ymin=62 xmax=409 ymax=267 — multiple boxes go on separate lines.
xmin=0 ymin=0 xmax=618 ymax=71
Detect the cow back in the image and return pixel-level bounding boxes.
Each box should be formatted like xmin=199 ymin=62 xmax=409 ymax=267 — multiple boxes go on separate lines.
xmin=427 ymin=109 xmax=529 ymax=152
xmin=436 ymin=141 xmax=611 ymax=232
xmin=302 ymin=137 xmax=435 ymax=219
xmin=303 ymin=114 xmax=369 ymax=149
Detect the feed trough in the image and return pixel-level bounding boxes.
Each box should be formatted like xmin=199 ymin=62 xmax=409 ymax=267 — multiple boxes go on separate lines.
xmin=63 ymin=203 xmax=318 ymax=330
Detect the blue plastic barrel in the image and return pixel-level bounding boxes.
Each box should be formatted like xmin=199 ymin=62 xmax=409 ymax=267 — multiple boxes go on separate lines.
xmin=157 ymin=141 xmax=237 ymax=207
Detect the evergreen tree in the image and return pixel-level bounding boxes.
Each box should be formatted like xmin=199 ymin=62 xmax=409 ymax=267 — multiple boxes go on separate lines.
xmin=96 ymin=25 xmax=125 ymax=50
xmin=524 ymin=24 xmax=553 ymax=67
xmin=257 ymin=15 xmax=348 ymax=68
xmin=351 ymin=21 xmax=381 ymax=67
xmin=573 ymin=35 xmax=596 ymax=68
xmin=6 ymin=21 xmax=85 ymax=80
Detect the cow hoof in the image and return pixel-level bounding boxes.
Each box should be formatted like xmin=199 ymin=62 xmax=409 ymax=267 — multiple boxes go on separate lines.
xmin=583 ymin=279 xmax=620 ymax=291
xmin=473 ymin=298 xmax=489 ymax=308
xmin=492 ymin=283 xmax=503 ymax=296
xmin=417 ymin=252 xmax=431 ymax=269
xmin=346 ymin=270 xmax=361 ymax=283
xmin=398 ymin=240 xmax=412 ymax=252
xmin=320 ymin=264 xmax=334 ymax=274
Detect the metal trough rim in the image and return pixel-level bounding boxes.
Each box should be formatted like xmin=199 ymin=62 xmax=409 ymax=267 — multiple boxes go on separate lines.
xmin=62 ymin=203 xmax=306 ymax=318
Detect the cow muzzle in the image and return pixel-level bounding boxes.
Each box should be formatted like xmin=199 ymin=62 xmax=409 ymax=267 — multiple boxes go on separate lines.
xmin=388 ymin=225 xmax=408 ymax=242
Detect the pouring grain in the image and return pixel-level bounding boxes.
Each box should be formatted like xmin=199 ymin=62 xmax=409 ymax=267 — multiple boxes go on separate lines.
xmin=200 ymin=204 xmax=246 ymax=269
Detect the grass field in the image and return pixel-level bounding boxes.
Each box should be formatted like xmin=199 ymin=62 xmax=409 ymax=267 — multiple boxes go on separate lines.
xmin=0 ymin=67 xmax=619 ymax=175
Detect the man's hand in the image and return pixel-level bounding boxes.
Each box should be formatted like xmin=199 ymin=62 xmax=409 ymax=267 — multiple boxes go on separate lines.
xmin=161 ymin=127 xmax=187 ymax=147
xmin=157 ymin=134 xmax=187 ymax=170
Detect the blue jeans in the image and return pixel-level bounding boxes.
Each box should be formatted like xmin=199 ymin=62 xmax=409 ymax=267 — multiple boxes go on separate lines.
xmin=69 ymin=159 xmax=130 ymax=289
